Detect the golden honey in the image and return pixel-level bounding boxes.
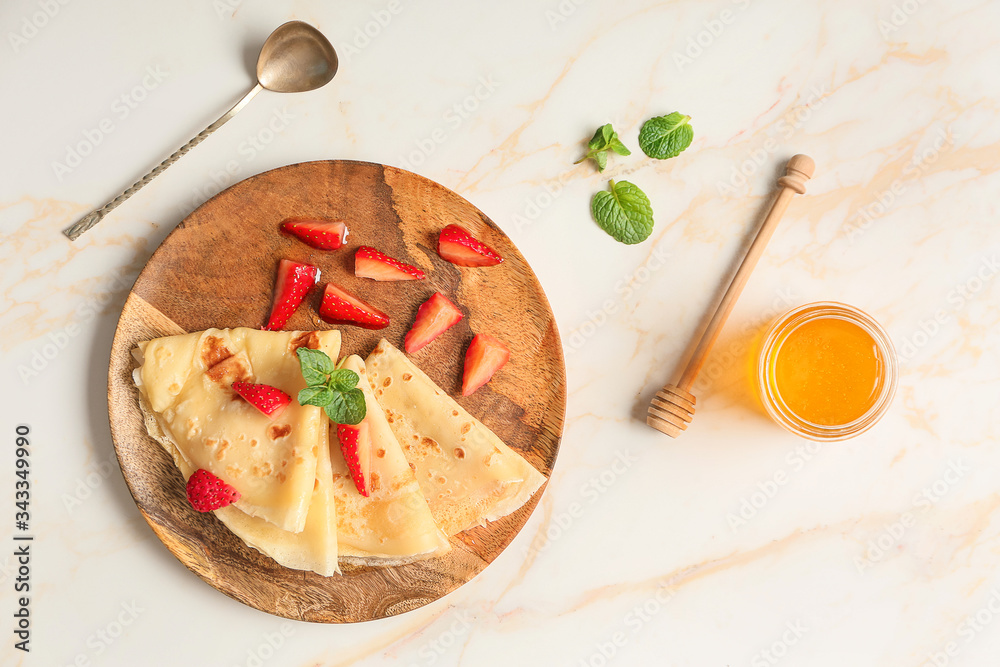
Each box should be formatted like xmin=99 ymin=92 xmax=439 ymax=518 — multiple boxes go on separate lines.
xmin=757 ymin=302 xmax=897 ymax=440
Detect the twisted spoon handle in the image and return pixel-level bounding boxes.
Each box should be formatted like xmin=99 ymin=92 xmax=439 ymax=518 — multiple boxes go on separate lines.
xmin=63 ymin=83 xmax=264 ymax=241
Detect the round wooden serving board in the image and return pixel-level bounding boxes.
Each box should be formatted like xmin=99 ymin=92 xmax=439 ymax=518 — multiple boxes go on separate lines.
xmin=108 ymin=160 xmax=566 ymax=623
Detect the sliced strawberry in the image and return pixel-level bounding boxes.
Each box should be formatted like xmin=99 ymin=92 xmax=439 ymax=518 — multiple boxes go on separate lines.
xmin=337 ymin=422 xmax=372 ymax=497
xmin=404 ymin=292 xmax=464 ymax=353
xmin=280 ymin=217 xmax=349 ymax=250
xmin=355 ymin=246 xmax=426 ymax=281
xmin=232 ymin=381 xmax=291 ymax=419
xmin=186 ymin=469 xmax=241 ymax=512
xmin=318 ymin=283 xmax=390 ymax=329
xmin=462 ymin=334 xmax=511 ymax=396
xmin=263 ymin=259 xmax=319 ymax=331
xmin=437 ymin=224 xmax=504 ymax=267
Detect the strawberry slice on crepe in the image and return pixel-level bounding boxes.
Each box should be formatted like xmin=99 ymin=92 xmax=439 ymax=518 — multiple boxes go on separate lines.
xmin=231 ymin=381 xmax=291 ymax=419
xmin=337 ymin=422 xmax=373 ymax=497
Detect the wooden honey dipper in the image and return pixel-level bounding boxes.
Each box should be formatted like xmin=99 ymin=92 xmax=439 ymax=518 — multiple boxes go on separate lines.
xmin=647 ymin=154 xmax=815 ymax=437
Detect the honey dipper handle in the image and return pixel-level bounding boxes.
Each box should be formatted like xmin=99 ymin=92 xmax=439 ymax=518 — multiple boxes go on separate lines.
xmin=675 ymin=154 xmax=814 ymax=391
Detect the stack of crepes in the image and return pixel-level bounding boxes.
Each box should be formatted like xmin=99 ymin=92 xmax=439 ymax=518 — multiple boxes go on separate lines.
xmin=131 ymin=328 xmax=546 ymax=575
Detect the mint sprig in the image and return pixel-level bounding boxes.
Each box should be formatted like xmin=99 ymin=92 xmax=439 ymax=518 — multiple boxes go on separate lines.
xmin=591 ymin=179 xmax=654 ymax=245
xmin=574 ymin=123 xmax=630 ymax=172
xmin=638 ymin=113 xmax=693 ymax=160
xmin=295 ymin=348 xmax=366 ymax=425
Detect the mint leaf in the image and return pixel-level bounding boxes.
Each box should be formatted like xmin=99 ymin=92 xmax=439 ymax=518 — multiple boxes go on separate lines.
xmin=323 ymin=389 xmax=366 ymax=425
xmin=296 ymin=348 xmax=334 ymax=386
xmin=591 ymin=179 xmax=654 ymax=244
xmin=327 ymin=369 xmax=359 ymax=392
xmin=295 ymin=348 xmax=367 ymax=424
xmin=639 ymin=113 xmax=693 ymax=160
xmin=300 ymin=365 xmax=326 ymax=387
xmin=609 ymin=139 xmax=631 ymax=157
xmin=298 ymin=385 xmax=334 ymax=407
xmin=575 ymin=123 xmax=629 ymax=172
xmin=599 ymin=123 xmax=613 ymax=146
xmin=594 ymin=150 xmax=608 ymax=171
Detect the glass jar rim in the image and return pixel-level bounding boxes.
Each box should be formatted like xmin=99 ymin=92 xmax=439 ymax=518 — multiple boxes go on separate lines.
xmin=756 ymin=301 xmax=898 ymax=441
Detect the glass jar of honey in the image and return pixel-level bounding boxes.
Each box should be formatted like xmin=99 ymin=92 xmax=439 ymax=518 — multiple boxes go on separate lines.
xmin=756 ymin=302 xmax=897 ymax=441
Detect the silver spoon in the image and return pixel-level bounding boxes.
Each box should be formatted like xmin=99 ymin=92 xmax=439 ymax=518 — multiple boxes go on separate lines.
xmin=63 ymin=20 xmax=338 ymax=241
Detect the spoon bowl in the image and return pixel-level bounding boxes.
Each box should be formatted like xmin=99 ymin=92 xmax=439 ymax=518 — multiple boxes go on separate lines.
xmin=257 ymin=20 xmax=338 ymax=93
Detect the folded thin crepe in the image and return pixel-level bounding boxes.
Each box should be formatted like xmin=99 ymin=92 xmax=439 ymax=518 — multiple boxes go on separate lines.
xmin=330 ymin=355 xmax=451 ymax=565
xmin=364 ymin=339 xmax=546 ymax=536
xmin=134 ymin=328 xmax=340 ymax=533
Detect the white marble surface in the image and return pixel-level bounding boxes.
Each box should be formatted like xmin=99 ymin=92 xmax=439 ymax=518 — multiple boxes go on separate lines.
xmin=3 ymin=0 xmax=1000 ymax=665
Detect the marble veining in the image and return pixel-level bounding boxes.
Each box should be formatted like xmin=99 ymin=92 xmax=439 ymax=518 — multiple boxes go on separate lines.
xmin=3 ymin=0 xmax=1000 ymax=665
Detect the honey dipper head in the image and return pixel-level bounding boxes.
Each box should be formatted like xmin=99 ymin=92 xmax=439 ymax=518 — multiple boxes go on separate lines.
xmin=647 ymin=384 xmax=697 ymax=438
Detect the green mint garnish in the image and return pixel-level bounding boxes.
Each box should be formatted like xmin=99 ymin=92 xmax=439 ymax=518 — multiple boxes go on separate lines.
xmin=574 ymin=123 xmax=630 ymax=172
xmin=295 ymin=348 xmax=366 ymax=425
xmin=591 ymin=179 xmax=654 ymax=245
xmin=638 ymin=113 xmax=693 ymax=160
xmin=297 ymin=348 xmax=334 ymax=386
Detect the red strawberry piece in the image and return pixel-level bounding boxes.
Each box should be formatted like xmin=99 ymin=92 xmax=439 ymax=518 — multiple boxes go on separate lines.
xmin=404 ymin=292 xmax=463 ymax=353
xmin=437 ymin=224 xmax=504 ymax=267
xmin=186 ymin=469 xmax=241 ymax=512
xmin=232 ymin=381 xmax=291 ymax=419
xmin=337 ymin=422 xmax=372 ymax=497
xmin=318 ymin=283 xmax=390 ymax=329
xmin=355 ymin=246 xmax=426 ymax=281
xmin=280 ymin=217 xmax=349 ymax=250
xmin=462 ymin=334 xmax=511 ymax=396
xmin=263 ymin=259 xmax=320 ymax=331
